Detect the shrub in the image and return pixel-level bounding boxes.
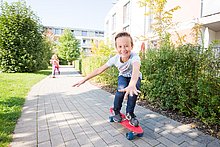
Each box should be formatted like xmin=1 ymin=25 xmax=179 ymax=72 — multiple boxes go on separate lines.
xmin=141 ymin=44 xmax=220 ymax=125
xmin=81 ymin=55 xmax=118 ymax=88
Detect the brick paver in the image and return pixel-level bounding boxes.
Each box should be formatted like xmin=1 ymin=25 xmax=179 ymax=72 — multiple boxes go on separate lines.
xmin=11 ymin=66 xmax=220 ymax=147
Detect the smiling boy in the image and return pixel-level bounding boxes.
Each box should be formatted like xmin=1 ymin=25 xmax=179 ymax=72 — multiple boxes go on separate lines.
xmin=73 ymin=32 xmax=142 ymax=127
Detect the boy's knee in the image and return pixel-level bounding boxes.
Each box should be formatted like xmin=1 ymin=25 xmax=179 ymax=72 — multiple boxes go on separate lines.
xmin=117 ymin=85 xmax=126 ymax=90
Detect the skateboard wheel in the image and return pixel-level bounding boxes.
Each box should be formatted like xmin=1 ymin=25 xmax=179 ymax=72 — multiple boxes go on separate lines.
xmin=109 ymin=116 xmax=114 ymax=122
xmin=137 ymin=132 xmax=144 ymax=137
xmin=126 ymin=132 xmax=134 ymax=140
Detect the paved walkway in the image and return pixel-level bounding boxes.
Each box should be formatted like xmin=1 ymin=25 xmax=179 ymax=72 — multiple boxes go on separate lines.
xmin=11 ymin=66 xmax=220 ymax=147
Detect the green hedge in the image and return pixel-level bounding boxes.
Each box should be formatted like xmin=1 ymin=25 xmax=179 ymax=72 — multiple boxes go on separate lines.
xmin=74 ymin=59 xmax=81 ymax=73
xmin=81 ymin=55 xmax=118 ymax=89
xmin=141 ymin=44 xmax=219 ymax=125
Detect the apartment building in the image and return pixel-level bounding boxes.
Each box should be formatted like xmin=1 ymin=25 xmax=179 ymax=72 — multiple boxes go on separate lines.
xmin=104 ymin=0 xmax=220 ymax=52
xmin=44 ymin=26 xmax=104 ymax=55
xmin=105 ymin=0 xmax=148 ymax=52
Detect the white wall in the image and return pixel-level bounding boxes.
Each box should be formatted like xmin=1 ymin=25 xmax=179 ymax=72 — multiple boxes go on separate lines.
xmin=209 ymin=29 xmax=216 ymax=44
xmin=215 ymin=32 xmax=220 ymax=40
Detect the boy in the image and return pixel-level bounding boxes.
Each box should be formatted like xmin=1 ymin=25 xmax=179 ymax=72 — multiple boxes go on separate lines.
xmin=73 ymin=32 xmax=142 ymax=127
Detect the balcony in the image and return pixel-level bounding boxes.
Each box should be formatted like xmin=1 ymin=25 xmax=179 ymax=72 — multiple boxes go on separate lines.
xmin=200 ymin=0 xmax=220 ymax=31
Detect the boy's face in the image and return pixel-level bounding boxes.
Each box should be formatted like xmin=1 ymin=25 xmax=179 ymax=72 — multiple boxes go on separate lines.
xmin=115 ymin=36 xmax=133 ymax=58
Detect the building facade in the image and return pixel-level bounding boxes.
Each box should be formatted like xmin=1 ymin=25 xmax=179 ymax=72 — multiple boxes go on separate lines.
xmin=104 ymin=0 xmax=220 ymax=52
xmin=44 ymin=26 xmax=104 ymax=56
xmin=105 ymin=0 xmax=148 ymax=52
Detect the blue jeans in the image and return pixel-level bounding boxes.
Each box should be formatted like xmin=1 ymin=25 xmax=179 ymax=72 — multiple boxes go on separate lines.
xmin=114 ymin=75 xmax=141 ymax=114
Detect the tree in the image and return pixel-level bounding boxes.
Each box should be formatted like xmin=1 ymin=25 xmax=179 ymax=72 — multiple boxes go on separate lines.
xmin=57 ymin=29 xmax=80 ymax=63
xmin=0 ymin=1 xmax=51 ymax=72
xmin=91 ymin=40 xmax=115 ymax=57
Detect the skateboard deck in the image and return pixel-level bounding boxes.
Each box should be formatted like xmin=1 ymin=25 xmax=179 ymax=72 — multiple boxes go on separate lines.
xmin=109 ymin=107 xmax=144 ymax=140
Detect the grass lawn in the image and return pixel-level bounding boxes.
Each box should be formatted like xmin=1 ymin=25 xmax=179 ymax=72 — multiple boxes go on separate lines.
xmin=0 ymin=68 xmax=51 ymax=146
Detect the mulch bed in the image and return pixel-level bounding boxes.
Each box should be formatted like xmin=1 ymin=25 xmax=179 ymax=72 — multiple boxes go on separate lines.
xmin=136 ymin=99 xmax=219 ymax=140
xmin=91 ymin=81 xmax=220 ymax=140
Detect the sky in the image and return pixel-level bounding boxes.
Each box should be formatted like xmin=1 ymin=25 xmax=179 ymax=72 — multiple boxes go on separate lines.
xmin=4 ymin=0 xmax=114 ymax=30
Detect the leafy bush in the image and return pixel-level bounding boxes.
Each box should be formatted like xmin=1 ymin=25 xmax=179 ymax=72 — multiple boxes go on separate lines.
xmin=141 ymin=44 xmax=220 ymax=125
xmin=195 ymin=46 xmax=220 ymax=124
xmin=82 ymin=55 xmax=118 ymax=88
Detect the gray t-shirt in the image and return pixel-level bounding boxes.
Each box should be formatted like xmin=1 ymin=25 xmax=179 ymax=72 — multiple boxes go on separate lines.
xmin=106 ymin=52 xmax=142 ymax=78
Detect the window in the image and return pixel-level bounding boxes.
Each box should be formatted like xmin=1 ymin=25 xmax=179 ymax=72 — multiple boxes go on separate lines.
xmin=74 ymin=30 xmax=81 ymax=36
xmin=82 ymin=31 xmax=87 ymax=36
xmin=112 ymin=13 xmax=116 ymax=31
xmin=112 ymin=32 xmax=116 ymax=46
xmin=82 ymin=39 xmax=91 ymax=46
xmin=123 ymin=25 xmax=130 ymax=32
xmin=54 ymin=28 xmax=62 ymax=35
xmin=51 ymin=28 xmax=56 ymax=34
xmin=83 ymin=39 xmax=86 ymax=44
xmin=106 ymin=20 xmax=109 ymax=33
xmin=148 ymin=14 xmax=153 ymax=33
xmin=95 ymin=31 xmax=99 ymax=37
xmin=123 ymin=2 xmax=130 ymax=24
xmin=95 ymin=31 xmax=104 ymax=37
xmin=88 ymin=31 xmax=95 ymax=37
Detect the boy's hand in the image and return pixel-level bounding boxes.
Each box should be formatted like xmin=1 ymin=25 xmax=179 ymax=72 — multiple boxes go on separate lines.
xmin=118 ymin=85 xmax=141 ymax=99
xmin=72 ymin=80 xmax=85 ymax=87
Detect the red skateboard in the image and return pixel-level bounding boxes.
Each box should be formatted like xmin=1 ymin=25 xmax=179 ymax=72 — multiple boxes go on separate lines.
xmin=109 ymin=108 xmax=144 ymax=140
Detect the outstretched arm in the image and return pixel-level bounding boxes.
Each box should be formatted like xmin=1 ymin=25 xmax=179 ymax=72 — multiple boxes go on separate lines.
xmin=118 ymin=62 xmax=141 ymax=98
xmin=73 ymin=64 xmax=109 ymax=87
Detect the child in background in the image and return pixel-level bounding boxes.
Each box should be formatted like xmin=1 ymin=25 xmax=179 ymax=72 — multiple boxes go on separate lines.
xmin=50 ymin=54 xmax=60 ymax=78
xmin=73 ymin=32 xmax=142 ymax=127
